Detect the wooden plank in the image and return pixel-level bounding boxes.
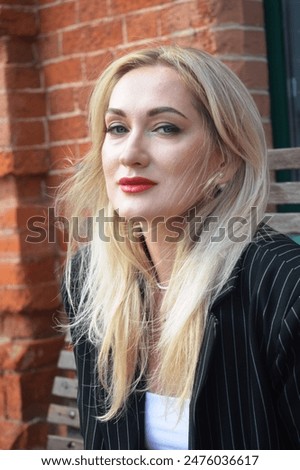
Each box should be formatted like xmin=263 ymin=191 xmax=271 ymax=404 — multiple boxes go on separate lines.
xmin=65 ymin=329 xmax=72 ymax=344
xmin=47 ymin=435 xmax=83 ymax=450
xmin=268 ymin=182 xmax=300 ymax=204
xmin=266 ymin=213 xmax=300 ymax=234
xmin=52 ymin=376 xmax=77 ymax=399
xmin=48 ymin=403 xmax=80 ymax=428
xmin=268 ymin=148 xmax=300 ymax=170
xmin=58 ymin=350 xmax=76 ymax=371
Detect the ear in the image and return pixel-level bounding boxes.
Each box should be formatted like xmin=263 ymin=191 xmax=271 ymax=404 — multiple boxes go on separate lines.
xmin=217 ymin=159 xmax=241 ymax=185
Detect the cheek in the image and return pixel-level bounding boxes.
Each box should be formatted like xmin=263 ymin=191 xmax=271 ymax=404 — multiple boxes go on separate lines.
xmin=101 ymin=149 xmax=116 ymax=182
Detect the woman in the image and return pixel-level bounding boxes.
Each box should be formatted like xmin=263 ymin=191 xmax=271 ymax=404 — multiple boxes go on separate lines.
xmin=60 ymin=45 xmax=300 ymax=449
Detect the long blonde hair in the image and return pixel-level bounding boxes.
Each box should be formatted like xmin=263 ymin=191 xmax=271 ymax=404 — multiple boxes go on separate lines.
xmin=58 ymin=45 xmax=269 ymax=420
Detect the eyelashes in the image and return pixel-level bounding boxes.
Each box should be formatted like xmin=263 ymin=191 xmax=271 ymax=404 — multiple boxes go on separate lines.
xmin=105 ymin=124 xmax=128 ymax=135
xmin=153 ymin=124 xmax=181 ymax=135
xmin=105 ymin=123 xmax=181 ymax=136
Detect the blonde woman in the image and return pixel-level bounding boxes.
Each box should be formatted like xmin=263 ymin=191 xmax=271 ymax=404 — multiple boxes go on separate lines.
xmin=60 ymin=46 xmax=300 ymax=449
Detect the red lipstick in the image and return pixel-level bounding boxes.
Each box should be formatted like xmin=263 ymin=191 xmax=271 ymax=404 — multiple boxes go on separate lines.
xmin=118 ymin=177 xmax=157 ymax=193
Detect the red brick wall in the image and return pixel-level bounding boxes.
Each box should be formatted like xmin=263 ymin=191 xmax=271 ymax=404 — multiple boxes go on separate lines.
xmin=0 ymin=0 xmax=270 ymax=449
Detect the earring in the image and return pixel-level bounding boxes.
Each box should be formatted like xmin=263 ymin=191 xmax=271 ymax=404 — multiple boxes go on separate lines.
xmin=219 ymin=171 xmax=224 ymax=179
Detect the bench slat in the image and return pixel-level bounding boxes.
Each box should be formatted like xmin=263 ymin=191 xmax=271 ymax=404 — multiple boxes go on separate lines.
xmin=266 ymin=213 xmax=300 ymax=234
xmin=58 ymin=350 xmax=76 ymax=371
xmin=268 ymin=148 xmax=300 ymax=170
xmin=48 ymin=403 xmax=80 ymax=428
xmin=47 ymin=435 xmax=84 ymax=450
xmin=268 ymin=182 xmax=300 ymax=204
xmin=52 ymin=376 xmax=77 ymax=399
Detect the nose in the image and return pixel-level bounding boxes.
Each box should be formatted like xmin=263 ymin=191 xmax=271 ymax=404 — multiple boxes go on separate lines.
xmin=119 ymin=131 xmax=149 ymax=167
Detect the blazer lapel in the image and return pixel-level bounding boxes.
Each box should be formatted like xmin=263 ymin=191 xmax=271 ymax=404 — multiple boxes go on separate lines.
xmin=189 ymin=312 xmax=219 ymax=448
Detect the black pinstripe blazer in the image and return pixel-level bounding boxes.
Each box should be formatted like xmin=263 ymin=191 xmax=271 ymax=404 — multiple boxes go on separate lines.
xmin=66 ymin=227 xmax=300 ymax=449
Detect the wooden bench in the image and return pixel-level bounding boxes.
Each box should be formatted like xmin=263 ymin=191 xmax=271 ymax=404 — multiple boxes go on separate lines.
xmin=47 ymin=332 xmax=83 ymax=450
xmin=267 ymin=147 xmax=300 ymax=236
xmin=46 ymin=146 xmax=300 ymax=450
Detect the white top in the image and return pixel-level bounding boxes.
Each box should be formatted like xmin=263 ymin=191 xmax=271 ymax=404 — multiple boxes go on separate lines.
xmin=144 ymin=391 xmax=190 ymax=450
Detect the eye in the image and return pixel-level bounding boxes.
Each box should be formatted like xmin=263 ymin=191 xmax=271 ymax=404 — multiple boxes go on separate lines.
xmin=105 ymin=124 xmax=128 ymax=135
xmin=153 ymin=124 xmax=180 ymax=135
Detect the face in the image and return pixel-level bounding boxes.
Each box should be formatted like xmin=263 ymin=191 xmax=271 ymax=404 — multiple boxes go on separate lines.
xmin=102 ymin=65 xmax=218 ymax=223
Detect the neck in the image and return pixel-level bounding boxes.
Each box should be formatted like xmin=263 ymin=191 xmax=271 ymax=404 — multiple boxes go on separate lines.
xmin=143 ymin=220 xmax=184 ymax=285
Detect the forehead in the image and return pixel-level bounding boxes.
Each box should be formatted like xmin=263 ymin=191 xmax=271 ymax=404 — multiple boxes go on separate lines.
xmin=108 ymin=65 xmax=194 ymax=109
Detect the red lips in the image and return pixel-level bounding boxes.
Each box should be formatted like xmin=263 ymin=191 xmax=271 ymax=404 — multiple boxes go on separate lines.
xmin=118 ymin=177 xmax=157 ymax=193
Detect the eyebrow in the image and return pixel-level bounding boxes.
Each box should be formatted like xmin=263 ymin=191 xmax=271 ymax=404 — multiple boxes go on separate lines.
xmin=105 ymin=106 xmax=188 ymax=119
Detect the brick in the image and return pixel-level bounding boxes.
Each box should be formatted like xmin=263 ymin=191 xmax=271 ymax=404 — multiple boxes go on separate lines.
xmin=46 ymin=171 xmax=73 ymax=196
xmin=84 ymin=52 xmax=113 ymax=81
xmin=9 ymin=92 xmax=46 ymax=119
xmin=4 ymin=367 xmax=58 ymax=421
xmin=0 ymin=120 xmax=11 ymax=146
xmin=49 ymin=143 xmax=78 ymax=169
xmin=38 ymin=0 xmax=58 ymax=4
xmin=0 ymin=152 xmax=14 ymax=177
xmin=0 ymin=39 xmax=8 ymax=63
xmin=207 ymin=0 xmax=264 ymax=27
xmin=6 ymin=65 xmax=41 ymax=90
xmin=126 ymin=10 xmax=159 ymax=42
xmin=0 ymin=175 xmax=42 ymax=201
xmin=79 ymin=0 xmax=108 ymax=21
xmin=48 ymin=87 xmax=74 ymax=115
xmin=17 ymin=176 xmax=43 ymax=201
xmin=0 ymin=93 xmax=9 ymax=117
xmin=0 ymin=232 xmax=21 ymax=254
xmin=215 ymin=28 xmax=266 ymax=57
xmin=251 ymin=93 xmax=270 ymax=119
xmin=188 ymin=29 xmax=217 ymax=55
xmin=0 ymin=0 xmax=36 ymax=4
xmin=55 ymin=224 xmax=69 ymax=253
xmin=0 ymin=282 xmax=60 ymax=312
xmin=206 ymin=0 xmax=241 ymax=24
xmin=224 ymin=59 xmax=268 ymax=90
xmin=109 ymin=0 xmax=170 ymax=15
xmin=39 ymin=1 xmax=77 ymax=33
xmin=6 ymin=37 xmax=35 ymax=64
xmin=49 ymin=114 xmax=88 ymax=142
xmin=0 ymin=65 xmax=5 ymax=89
xmin=113 ymin=43 xmax=157 ymax=59
xmin=0 ymin=150 xmax=49 ymax=177
xmin=0 ymin=204 xmax=48 ymax=230
xmin=13 ymin=149 xmax=49 ymax=176
xmin=242 ymin=0 xmax=264 ymax=27
xmin=78 ymin=141 xmax=91 ymax=156
xmin=0 ymin=8 xmax=38 ymax=37
xmin=0 ymin=230 xmax=55 ymax=257
xmin=37 ymin=33 xmax=60 ymax=61
xmin=74 ymin=84 xmax=93 ymax=112
xmin=0 ymin=376 xmax=5 ymax=418
xmin=62 ymin=20 xmax=123 ymax=55
xmin=160 ymin=3 xmax=200 ymax=36
xmin=0 ymin=420 xmax=28 ymax=450
xmin=0 ymin=419 xmax=49 ymax=450
xmin=0 ymin=335 xmax=64 ymax=372
xmin=0 ymin=308 xmax=60 ymax=339
xmin=44 ymin=58 xmax=82 ymax=87
xmin=0 ymin=174 xmax=17 ymax=200
xmin=191 ymin=0 xmax=216 ymax=23
xmin=0 ymin=257 xmax=57 ymax=286
xmin=11 ymin=120 xmax=45 ymax=147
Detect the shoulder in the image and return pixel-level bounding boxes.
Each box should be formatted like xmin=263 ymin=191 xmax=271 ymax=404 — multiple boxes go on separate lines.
xmin=234 ymin=225 xmax=300 ymax=340
xmin=241 ymin=224 xmax=300 ymax=285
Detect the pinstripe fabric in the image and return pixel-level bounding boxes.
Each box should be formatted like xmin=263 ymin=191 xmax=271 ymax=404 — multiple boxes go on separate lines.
xmin=66 ymin=227 xmax=300 ymax=449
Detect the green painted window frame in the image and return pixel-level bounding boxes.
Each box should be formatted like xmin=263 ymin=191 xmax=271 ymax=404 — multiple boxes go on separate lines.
xmin=264 ymin=0 xmax=300 ymax=219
